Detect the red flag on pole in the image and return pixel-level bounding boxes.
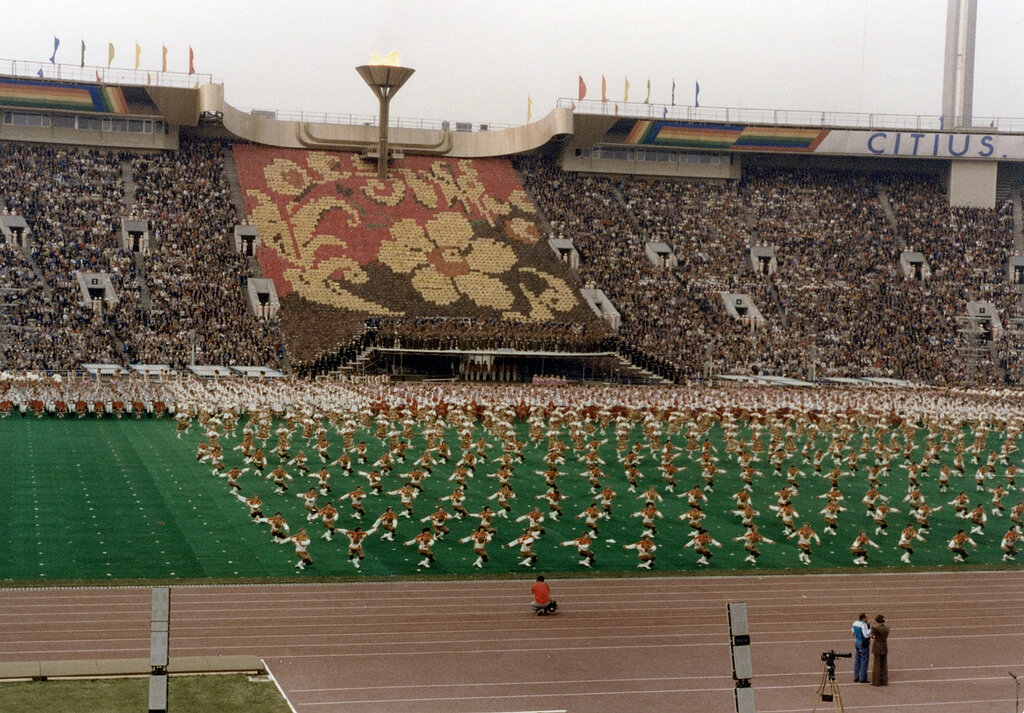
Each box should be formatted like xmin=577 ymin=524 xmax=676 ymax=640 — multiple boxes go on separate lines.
xmin=601 ymin=75 xmax=607 ymax=102
xmin=188 ymin=46 xmax=195 ymax=75
xmin=578 ymin=75 xmax=586 ymax=101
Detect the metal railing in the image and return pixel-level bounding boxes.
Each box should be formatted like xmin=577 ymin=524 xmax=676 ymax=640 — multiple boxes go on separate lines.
xmin=3 ymin=58 xmax=216 ymax=89
xmin=255 ymin=108 xmax=510 ymax=133
xmin=558 ymin=98 xmax=1024 ymax=133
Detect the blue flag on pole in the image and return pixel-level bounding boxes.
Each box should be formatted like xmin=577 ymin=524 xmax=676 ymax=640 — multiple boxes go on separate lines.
xmin=50 ymin=36 xmax=60 ymax=64
xmin=662 ymin=106 xmax=668 ymax=118
xmin=695 ymin=81 xmax=700 ymax=108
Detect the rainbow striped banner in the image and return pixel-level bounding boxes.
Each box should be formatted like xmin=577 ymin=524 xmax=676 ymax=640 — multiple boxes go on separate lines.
xmin=614 ymin=120 xmax=828 ymax=152
xmin=0 ymin=78 xmax=129 ymax=114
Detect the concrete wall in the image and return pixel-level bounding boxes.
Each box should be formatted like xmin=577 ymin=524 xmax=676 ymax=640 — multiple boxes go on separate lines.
xmin=212 ymin=85 xmax=574 ymax=158
xmin=948 ymin=159 xmax=997 ymax=208
xmin=0 ymin=121 xmax=178 ymax=150
xmin=561 ymin=153 xmax=740 ymax=180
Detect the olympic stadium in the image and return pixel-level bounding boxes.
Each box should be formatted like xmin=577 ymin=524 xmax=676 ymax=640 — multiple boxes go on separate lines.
xmin=1 ymin=5 xmax=1024 ymax=712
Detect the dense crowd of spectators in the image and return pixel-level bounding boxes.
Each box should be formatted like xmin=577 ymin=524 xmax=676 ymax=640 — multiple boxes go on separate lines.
xmin=124 ymin=140 xmax=282 ymax=368
xmin=0 ymin=140 xmax=282 ymax=372
xmin=516 ymin=157 xmax=1022 ymax=386
xmin=3 ymin=137 xmax=1022 ymax=387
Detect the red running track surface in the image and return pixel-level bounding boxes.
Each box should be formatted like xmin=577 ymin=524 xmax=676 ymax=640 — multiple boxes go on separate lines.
xmin=1 ymin=570 xmax=1022 ymax=713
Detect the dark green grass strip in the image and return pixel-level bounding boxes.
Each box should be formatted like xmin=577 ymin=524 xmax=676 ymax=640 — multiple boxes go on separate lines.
xmin=0 ymin=674 xmax=290 ymax=713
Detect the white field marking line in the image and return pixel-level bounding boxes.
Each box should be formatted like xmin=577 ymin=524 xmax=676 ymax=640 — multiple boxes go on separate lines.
xmin=262 ymin=658 xmax=298 ymax=713
xmin=294 ymin=687 xmax=732 ymax=706
xmin=291 ymin=674 xmax=724 ymax=693
xmin=167 ymin=627 xmax=1024 ymax=650
xmin=25 ymin=593 xmax=1013 ymax=620
xmin=2 ymin=579 xmax=1017 ymax=610
xmin=163 ymin=630 xmax=1024 ymax=659
xmin=285 ymin=664 xmax=1024 ymax=693
xmin=38 ymin=620 xmax=1016 ymax=649
xmin=296 ymin=677 xmax=1024 ymax=707
xmin=2 ymin=569 xmax=1015 ymax=595
xmin=164 ymin=589 xmax=1024 ymax=610
xmin=762 ymin=696 xmax=1018 ymax=713
xmin=153 ymin=615 xmax=1024 ymax=638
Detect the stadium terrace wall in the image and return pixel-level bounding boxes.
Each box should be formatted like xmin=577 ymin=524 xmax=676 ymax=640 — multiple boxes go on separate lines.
xmin=213 ymin=92 xmax=573 ymax=158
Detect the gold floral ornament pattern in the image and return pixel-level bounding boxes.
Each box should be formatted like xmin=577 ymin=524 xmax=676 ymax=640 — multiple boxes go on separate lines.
xmin=379 ymin=212 xmax=517 ymax=310
xmin=244 ymin=154 xmax=396 ymax=314
xmin=234 ymin=146 xmax=585 ymax=323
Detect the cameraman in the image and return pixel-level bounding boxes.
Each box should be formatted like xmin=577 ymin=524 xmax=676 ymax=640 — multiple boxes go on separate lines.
xmin=851 ymin=613 xmax=871 ymax=683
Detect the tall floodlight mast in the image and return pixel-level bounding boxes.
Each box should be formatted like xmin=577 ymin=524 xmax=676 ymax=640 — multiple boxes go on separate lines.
xmin=941 ymin=0 xmax=977 ymax=128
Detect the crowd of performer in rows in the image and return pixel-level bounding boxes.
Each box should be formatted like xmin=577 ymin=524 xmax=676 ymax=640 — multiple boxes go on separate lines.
xmin=161 ymin=379 xmax=1024 ymax=572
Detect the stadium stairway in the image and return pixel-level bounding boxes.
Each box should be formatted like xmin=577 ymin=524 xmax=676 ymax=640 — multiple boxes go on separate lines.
xmin=612 ymin=182 xmax=644 ymax=234
xmin=221 ymin=145 xmax=247 ymax=222
xmin=120 ymin=159 xmax=137 ymax=213
xmin=133 ymin=253 xmax=153 ymax=312
xmin=1012 ymin=188 xmax=1023 ymax=253
xmin=19 ymin=244 xmax=54 ymax=299
xmin=875 ymin=185 xmax=907 ymax=251
xmin=514 ymin=168 xmax=555 ymax=237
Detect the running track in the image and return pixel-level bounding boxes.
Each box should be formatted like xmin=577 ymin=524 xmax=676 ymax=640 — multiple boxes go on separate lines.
xmin=1 ymin=571 xmax=1022 ymax=713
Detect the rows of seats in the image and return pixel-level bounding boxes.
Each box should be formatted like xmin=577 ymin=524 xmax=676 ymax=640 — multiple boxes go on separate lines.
xmin=516 ymin=157 xmax=1020 ymax=385
xmin=0 ymin=140 xmax=282 ymax=371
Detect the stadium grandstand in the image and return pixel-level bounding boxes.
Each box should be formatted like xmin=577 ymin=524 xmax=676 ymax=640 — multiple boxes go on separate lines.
xmin=3 ymin=19 xmax=1024 ymax=712
xmin=2 ymin=61 xmax=1024 ymax=387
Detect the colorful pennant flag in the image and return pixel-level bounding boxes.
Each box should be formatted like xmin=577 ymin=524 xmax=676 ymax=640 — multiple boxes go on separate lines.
xmin=578 ymin=75 xmax=586 ymax=101
xmin=527 ymin=96 xmax=532 ymax=123
xmin=644 ymin=78 xmax=650 ymax=104
xmin=107 ymin=42 xmax=115 ymax=68
xmin=188 ymin=46 xmax=195 ymax=75
xmin=624 ymin=77 xmax=630 ymax=102
xmin=135 ymin=43 xmax=141 ymax=70
xmin=601 ymin=75 xmax=607 ymax=102
xmin=695 ymin=81 xmax=700 ymax=108
xmin=662 ymin=106 xmax=668 ymax=118
xmin=49 ymin=36 xmax=60 ymax=64
xmin=671 ymin=78 xmax=676 ymax=106
xmin=162 ymin=45 xmax=168 ymax=72
xmin=80 ymin=40 xmax=85 ymax=68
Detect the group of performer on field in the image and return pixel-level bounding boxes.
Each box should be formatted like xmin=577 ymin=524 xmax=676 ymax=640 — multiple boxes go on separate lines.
xmin=180 ymin=393 xmax=1024 ymax=572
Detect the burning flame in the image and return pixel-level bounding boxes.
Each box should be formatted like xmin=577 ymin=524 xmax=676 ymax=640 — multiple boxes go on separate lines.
xmin=370 ymin=50 xmax=401 ymax=67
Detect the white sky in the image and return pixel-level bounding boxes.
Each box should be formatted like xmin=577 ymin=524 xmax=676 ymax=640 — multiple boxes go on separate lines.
xmin=8 ymin=0 xmax=1024 ymax=127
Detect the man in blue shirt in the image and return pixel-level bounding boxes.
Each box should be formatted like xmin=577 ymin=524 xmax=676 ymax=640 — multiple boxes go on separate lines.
xmin=852 ymin=612 xmax=871 ymax=683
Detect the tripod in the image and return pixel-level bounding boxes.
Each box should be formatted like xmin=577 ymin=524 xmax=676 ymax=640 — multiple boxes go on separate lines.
xmin=812 ymin=661 xmax=845 ymax=713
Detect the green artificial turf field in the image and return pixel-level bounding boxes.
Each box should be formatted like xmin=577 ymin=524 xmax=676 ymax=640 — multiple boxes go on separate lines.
xmin=0 ymin=674 xmax=291 ymax=713
xmin=0 ymin=412 xmax=1019 ymax=582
